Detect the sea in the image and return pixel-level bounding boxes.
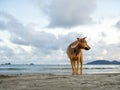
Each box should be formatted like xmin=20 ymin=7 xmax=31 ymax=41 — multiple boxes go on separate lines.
xmin=0 ymin=64 xmax=120 ymax=75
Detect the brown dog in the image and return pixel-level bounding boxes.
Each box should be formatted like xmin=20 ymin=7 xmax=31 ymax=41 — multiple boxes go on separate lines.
xmin=67 ymin=37 xmax=90 ymax=75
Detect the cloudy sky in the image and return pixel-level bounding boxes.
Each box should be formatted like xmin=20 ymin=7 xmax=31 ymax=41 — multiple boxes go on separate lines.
xmin=0 ymin=0 xmax=120 ymax=64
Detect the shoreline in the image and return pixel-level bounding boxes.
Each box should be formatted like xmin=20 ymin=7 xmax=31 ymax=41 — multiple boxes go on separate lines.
xmin=0 ymin=72 xmax=120 ymax=79
xmin=0 ymin=72 xmax=120 ymax=76
xmin=0 ymin=73 xmax=120 ymax=90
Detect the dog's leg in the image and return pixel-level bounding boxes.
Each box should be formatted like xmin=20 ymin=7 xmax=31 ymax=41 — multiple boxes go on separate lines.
xmin=80 ymin=52 xmax=83 ymax=75
xmin=76 ymin=58 xmax=80 ymax=75
xmin=70 ymin=59 xmax=76 ymax=75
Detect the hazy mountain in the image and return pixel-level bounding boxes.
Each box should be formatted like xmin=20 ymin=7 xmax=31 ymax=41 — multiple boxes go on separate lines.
xmin=87 ymin=60 xmax=120 ymax=65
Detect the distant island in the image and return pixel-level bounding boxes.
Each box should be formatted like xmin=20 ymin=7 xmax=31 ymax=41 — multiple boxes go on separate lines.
xmin=1 ymin=63 xmax=11 ymax=65
xmin=0 ymin=63 xmax=35 ymax=65
xmin=87 ymin=60 xmax=120 ymax=65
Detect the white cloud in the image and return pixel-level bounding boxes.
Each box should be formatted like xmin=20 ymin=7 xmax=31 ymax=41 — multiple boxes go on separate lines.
xmin=115 ymin=21 xmax=120 ymax=29
xmin=0 ymin=11 xmax=85 ymax=64
xmin=37 ymin=0 xmax=96 ymax=28
xmin=0 ymin=11 xmax=120 ymax=64
xmin=102 ymin=49 xmax=107 ymax=55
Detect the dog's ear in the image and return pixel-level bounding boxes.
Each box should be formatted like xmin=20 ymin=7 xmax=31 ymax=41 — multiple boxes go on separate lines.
xmin=77 ymin=38 xmax=79 ymax=41
xmin=81 ymin=37 xmax=87 ymax=41
xmin=83 ymin=37 xmax=87 ymax=40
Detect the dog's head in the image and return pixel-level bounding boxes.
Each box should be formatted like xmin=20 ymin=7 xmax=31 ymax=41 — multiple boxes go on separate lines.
xmin=71 ymin=37 xmax=91 ymax=50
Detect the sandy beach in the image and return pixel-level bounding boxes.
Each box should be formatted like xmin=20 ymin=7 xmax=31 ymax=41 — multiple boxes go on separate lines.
xmin=0 ymin=74 xmax=120 ymax=90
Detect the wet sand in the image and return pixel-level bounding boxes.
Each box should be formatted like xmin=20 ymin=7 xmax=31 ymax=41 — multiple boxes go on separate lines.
xmin=0 ymin=74 xmax=120 ymax=90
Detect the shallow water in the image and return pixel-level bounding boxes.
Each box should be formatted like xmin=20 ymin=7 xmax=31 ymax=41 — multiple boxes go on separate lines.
xmin=0 ymin=64 xmax=120 ymax=75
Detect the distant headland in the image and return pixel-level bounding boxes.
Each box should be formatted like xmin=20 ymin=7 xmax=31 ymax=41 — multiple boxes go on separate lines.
xmin=87 ymin=60 xmax=120 ymax=65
